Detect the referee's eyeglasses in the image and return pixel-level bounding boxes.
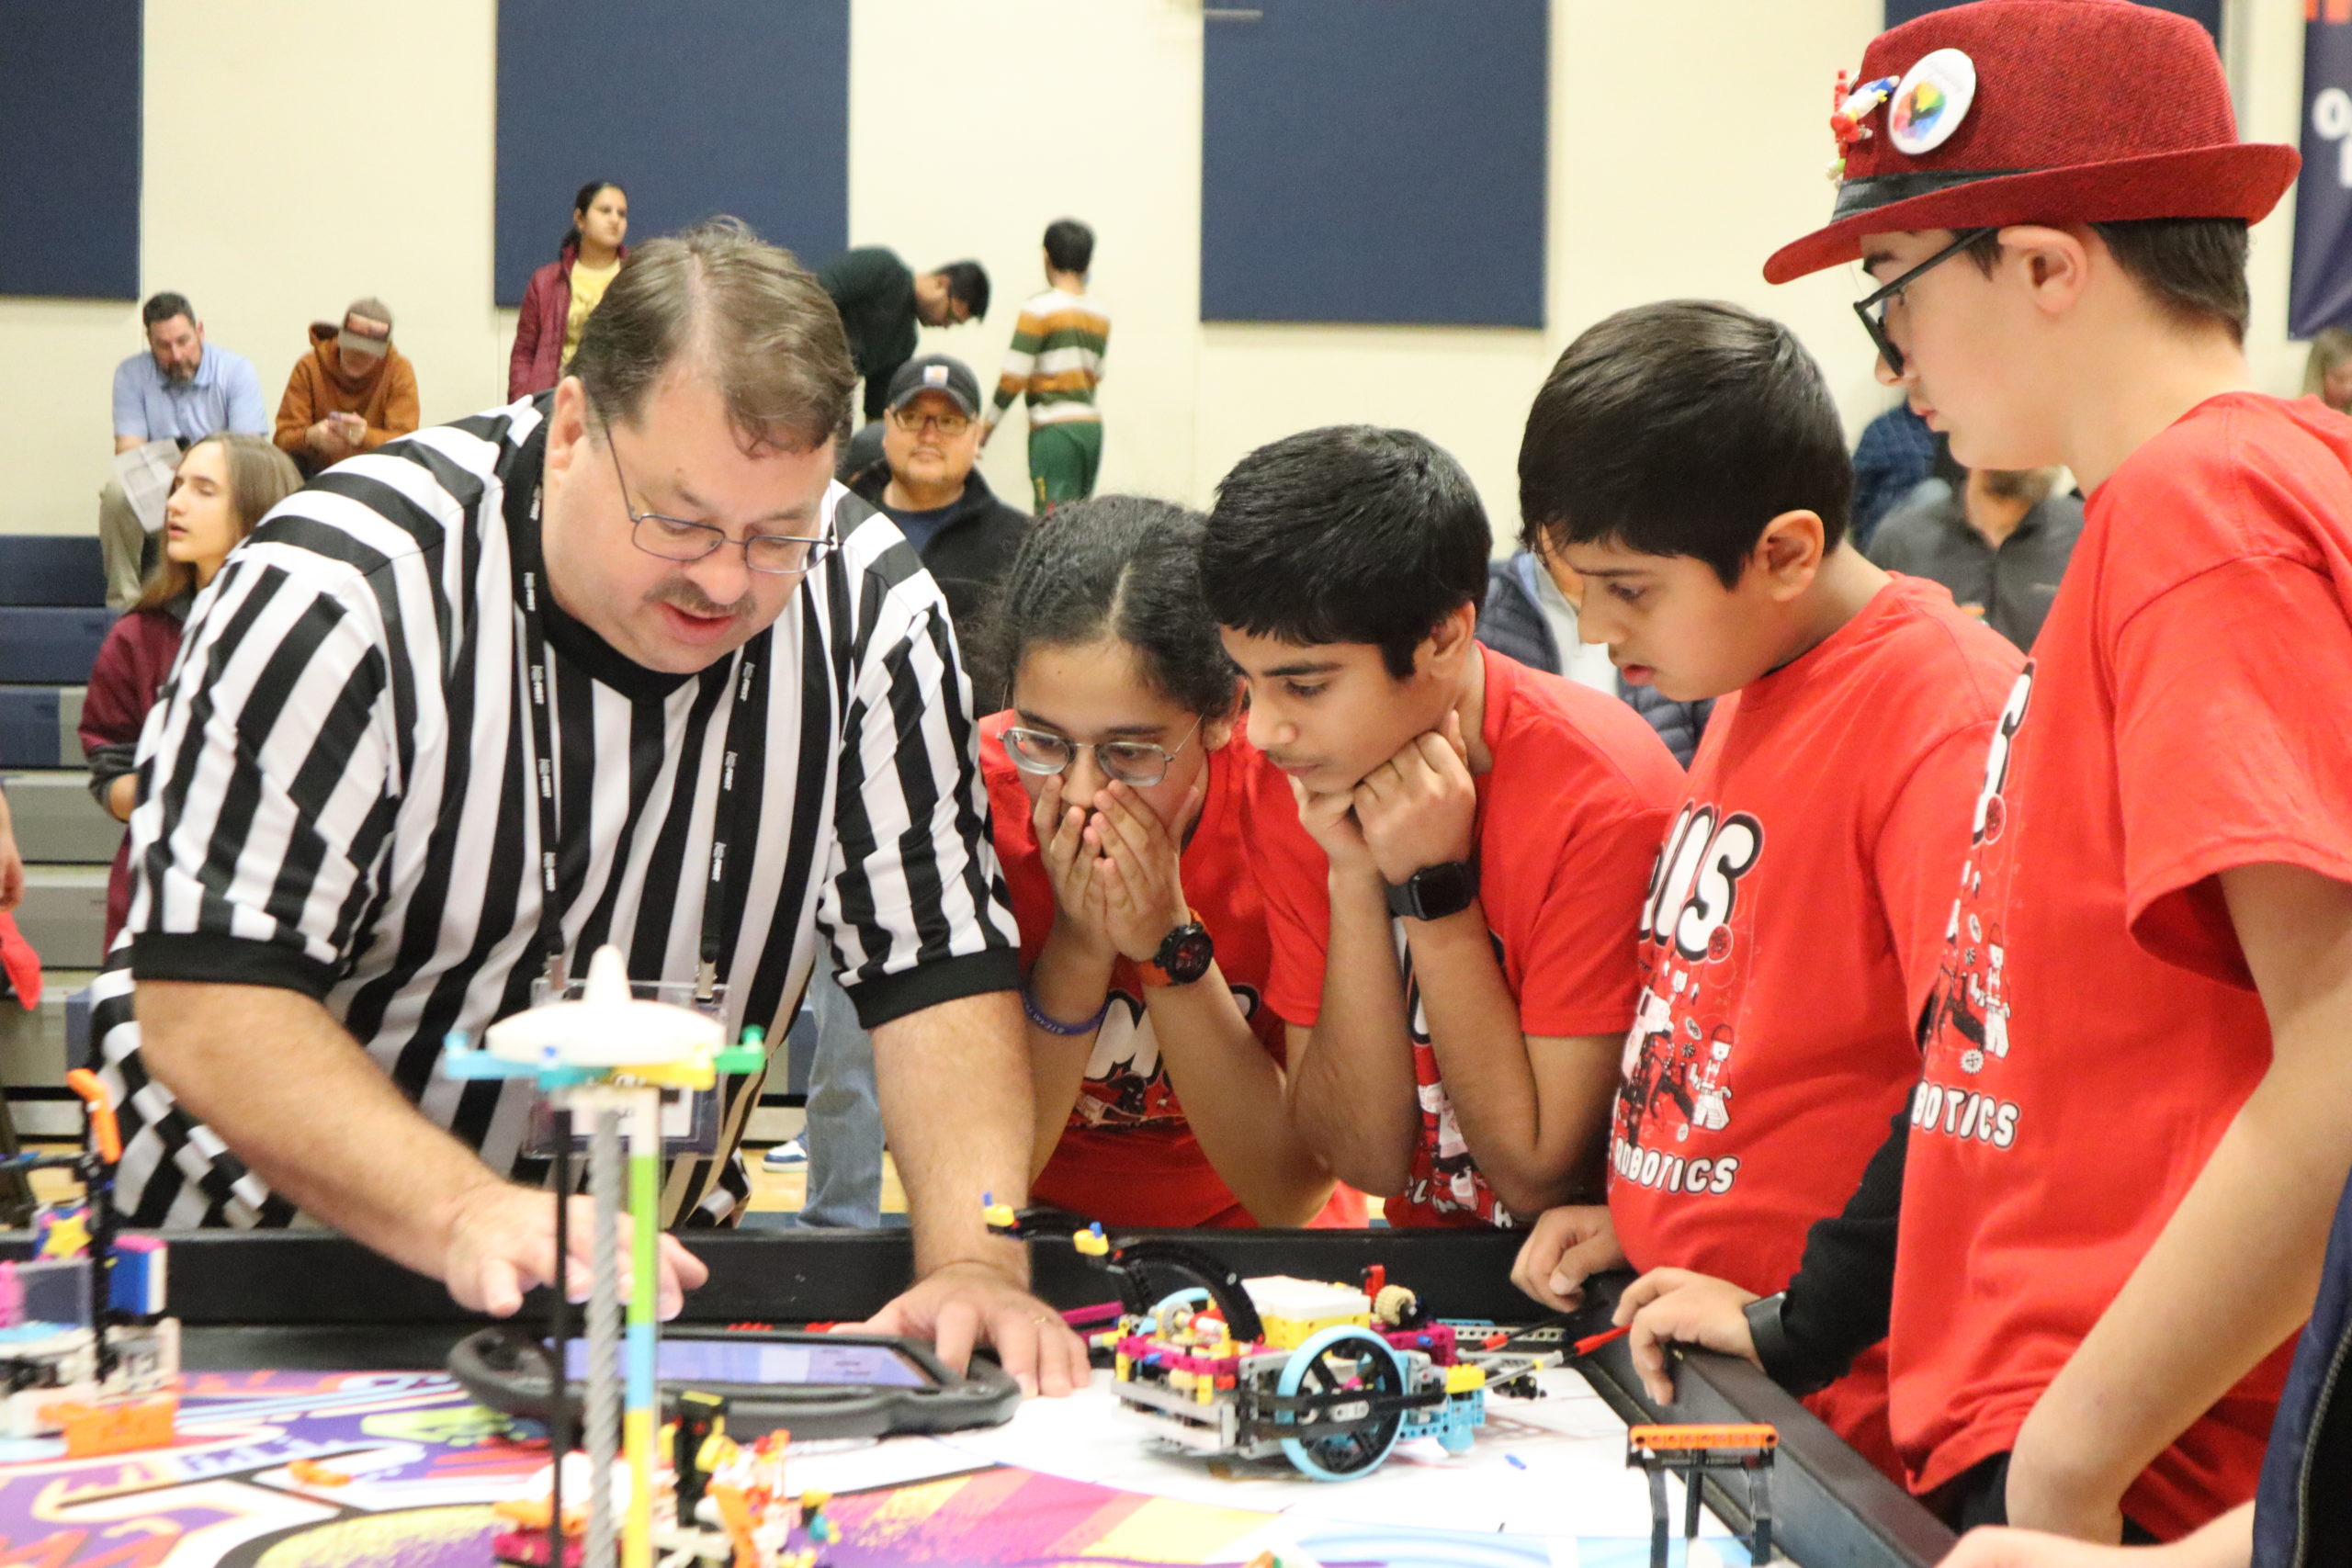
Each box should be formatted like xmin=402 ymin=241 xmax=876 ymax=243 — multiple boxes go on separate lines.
xmin=1853 ymin=227 xmax=1996 ymax=379
xmin=602 ymin=418 xmax=836 ymax=578
xmin=1001 ymin=717 xmax=1204 ymax=789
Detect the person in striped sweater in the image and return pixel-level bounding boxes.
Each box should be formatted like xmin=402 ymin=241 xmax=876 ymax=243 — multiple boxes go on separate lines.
xmin=983 ymin=220 xmax=1110 ymax=510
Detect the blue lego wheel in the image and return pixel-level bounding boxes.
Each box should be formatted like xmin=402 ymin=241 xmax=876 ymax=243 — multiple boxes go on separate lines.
xmin=1272 ymin=1325 xmax=1405 ymax=1481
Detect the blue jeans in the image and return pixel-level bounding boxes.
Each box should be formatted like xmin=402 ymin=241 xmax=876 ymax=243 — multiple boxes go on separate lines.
xmin=798 ymin=972 xmax=884 ymax=1228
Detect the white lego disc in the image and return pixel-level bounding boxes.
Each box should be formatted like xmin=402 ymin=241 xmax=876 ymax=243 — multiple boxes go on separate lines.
xmin=482 ymin=944 xmax=720 ymax=1066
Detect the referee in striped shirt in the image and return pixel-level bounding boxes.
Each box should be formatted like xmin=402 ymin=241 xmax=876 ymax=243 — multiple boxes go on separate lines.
xmin=90 ymin=220 xmax=1089 ymax=1395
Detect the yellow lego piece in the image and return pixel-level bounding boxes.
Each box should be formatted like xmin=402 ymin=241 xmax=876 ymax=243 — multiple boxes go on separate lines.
xmin=982 ymin=1202 xmax=1018 ymax=1229
xmin=628 ymin=1060 xmax=718 ymax=1091
xmin=1195 ymin=1375 xmax=1216 ymax=1404
xmin=39 ymin=1213 xmax=91 ymax=1259
xmin=1444 ymin=1363 xmax=1487 ymax=1393
xmin=1074 ymin=1229 xmax=1110 ymax=1257
xmin=1257 ymin=1311 xmax=1373 ymax=1351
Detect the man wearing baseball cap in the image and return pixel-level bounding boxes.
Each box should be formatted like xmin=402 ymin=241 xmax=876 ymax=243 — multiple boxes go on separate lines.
xmin=792 ymin=351 xmax=1031 ymax=1232
xmin=271 ymin=298 xmax=420 ymax=477
xmin=862 ymin=355 xmax=1031 ymax=687
xmin=1607 ymin=0 xmax=2352 ymax=1550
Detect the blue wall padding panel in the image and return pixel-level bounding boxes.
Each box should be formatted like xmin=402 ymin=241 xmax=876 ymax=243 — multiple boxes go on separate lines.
xmin=0 ymin=0 xmax=142 ymax=299
xmin=0 ymin=609 xmax=116 ymax=685
xmin=0 ymin=538 xmax=107 ymax=608
xmin=1885 ymin=0 xmax=2217 ymax=37
xmin=494 ymin=1 xmax=850 ymax=307
xmin=0 ymin=690 xmax=63 ymax=768
xmin=1201 ymin=0 xmax=1548 ymax=328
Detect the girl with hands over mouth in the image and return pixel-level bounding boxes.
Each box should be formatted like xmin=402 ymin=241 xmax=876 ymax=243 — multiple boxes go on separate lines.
xmin=974 ymin=497 xmax=1349 ymax=1230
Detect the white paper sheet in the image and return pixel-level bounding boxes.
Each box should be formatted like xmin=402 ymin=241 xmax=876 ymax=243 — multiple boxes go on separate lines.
xmin=110 ymin=439 xmax=182 ymax=535
xmin=928 ymin=1367 xmax=1737 ymax=1542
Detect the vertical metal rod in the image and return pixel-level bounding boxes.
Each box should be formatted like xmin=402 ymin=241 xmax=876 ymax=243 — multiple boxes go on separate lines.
xmin=548 ymin=1104 xmax=573 ymax=1568
xmin=585 ymin=1109 xmax=621 ymax=1568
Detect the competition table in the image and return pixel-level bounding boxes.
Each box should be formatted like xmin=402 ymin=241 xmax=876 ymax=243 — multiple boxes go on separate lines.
xmin=1 ymin=1226 xmax=1954 ymax=1568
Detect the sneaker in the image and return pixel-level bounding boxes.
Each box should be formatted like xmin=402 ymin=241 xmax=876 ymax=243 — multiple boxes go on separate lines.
xmin=763 ymin=1136 xmax=808 ymax=1170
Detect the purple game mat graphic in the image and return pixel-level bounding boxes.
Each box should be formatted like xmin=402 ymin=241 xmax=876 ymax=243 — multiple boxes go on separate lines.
xmin=0 ymin=1370 xmax=546 ymax=1567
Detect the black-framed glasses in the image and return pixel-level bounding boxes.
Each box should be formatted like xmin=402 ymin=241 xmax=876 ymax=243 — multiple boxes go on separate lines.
xmin=602 ymin=418 xmax=834 ymax=578
xmin=888 ymin=407 xmax=971 ymax=438
xmin=1852 ymin=227 xmax=1996 ymax=378
xmin=1001 ymin=716 xmax=1204 ymax=789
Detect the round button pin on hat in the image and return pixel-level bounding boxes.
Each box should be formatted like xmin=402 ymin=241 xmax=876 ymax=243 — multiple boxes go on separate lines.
xmin=1887 ymin=48 xmax=1977 ymax=157
xmin=1764 ymin=0 xmax=2299 ymax=285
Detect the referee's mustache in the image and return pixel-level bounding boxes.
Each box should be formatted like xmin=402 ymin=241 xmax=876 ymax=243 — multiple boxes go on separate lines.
xmin=647 ymin=578 xmax=753 ymax=623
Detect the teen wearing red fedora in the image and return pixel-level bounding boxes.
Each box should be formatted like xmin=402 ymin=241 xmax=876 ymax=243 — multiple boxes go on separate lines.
xmin=1594 ymin=0 xmax=2352 ymax=1553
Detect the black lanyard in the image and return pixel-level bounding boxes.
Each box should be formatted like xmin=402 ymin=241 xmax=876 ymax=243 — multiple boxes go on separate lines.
xmin=516 ymin=489 xmax=758 ymax=1004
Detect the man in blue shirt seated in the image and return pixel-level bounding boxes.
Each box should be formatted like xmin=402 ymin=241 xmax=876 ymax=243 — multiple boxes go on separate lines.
xmin=101 ymin=292 xmax=266 ymax=606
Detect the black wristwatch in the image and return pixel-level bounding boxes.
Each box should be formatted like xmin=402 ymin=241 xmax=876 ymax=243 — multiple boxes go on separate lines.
xmin=1140 ymin=917 xmax=1216 ymax=987
xmin=1385 ymin=859 xmax=1480 ymax=922
xmin=1743 ymin=1292 xmax=1798 ymax=1383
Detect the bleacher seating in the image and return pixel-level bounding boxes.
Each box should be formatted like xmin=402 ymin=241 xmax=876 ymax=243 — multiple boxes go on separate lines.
xmin=0 ymin=535 xmax=113 ymax=1136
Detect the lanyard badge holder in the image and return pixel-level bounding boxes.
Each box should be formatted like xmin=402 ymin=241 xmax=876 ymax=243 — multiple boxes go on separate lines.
xmin=516 ymin=552 xmax=765 ymax=1159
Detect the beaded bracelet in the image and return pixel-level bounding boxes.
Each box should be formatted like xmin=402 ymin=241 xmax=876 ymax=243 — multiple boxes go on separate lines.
xmin=1022 ymin=985 xmax=1111 ymax=1037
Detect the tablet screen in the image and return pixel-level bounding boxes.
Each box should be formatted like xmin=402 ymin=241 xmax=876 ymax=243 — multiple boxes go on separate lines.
xmin=562 ymin=1337 xmax=935 ymax=1389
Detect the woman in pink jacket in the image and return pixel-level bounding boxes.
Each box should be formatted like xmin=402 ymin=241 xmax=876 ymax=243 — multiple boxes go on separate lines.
xmin=507 ymin=180 xmax=628 ymax=401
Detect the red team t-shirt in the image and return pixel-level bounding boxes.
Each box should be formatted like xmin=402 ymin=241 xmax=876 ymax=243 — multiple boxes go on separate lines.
xmin=1899 ymin=395 xmax=2352 ymax=1536
xmin=1250 ymin=646 xmax=1682 ymax=1226
xmin=984 ymin=712 xmax=1316 ymax=1228
xmin=1607 ymin=576 xmax=2021 ymax=1480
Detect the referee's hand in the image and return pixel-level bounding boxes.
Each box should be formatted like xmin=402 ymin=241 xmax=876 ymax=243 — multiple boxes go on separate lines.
xmin=848 ymin=1259 xmax=1091 ymax=1399
xmin=443 ymin=1184 xmax=709 ymax=1321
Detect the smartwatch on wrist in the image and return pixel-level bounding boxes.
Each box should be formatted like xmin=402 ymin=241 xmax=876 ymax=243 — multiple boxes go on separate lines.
xmin=1742 ymin=1291 xmax=1797 ymax=1382
xmin=1138 ymin=915 xmax=1215 ymax=987
xmin=1385 ymin=859 xmax=1480 ymax=922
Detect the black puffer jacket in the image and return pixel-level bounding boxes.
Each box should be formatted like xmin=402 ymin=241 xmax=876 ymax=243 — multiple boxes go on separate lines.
xmin=849 ymin=465 xmax=1030 ymax=703
xmin=1476 ymin=555 xmax=1710 ymax=767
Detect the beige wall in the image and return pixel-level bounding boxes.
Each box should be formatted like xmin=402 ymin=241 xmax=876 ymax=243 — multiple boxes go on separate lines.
xmin=0 ymin=0 xmax=2311 ymax=542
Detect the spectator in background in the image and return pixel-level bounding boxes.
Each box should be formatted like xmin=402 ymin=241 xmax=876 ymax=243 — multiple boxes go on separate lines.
xmin=819 ymin=246 xmax=989 ymax=424
xmin=1865 ymin=440 xmax=2082 ymax=651
xmin=103 ymin=292 xmax=266 ymax=608
xmin=782 ymin=352 xmax=1029 ymax=1226
xmin=1848 ymin=400 xmax=1937 ymax=549
xmin=509 ymin=181 xmax=628 ymax=401
xmin=1476 ymin=547 xmax=1711 ymax=767
xmin=2304 ymin=325 xmax=2352 ymax=414
xmin=853 ymin=355 xmax=1031 ymax=688
xmin=273 ymin=299 xmax=420 ymax=477
xmin=82 ymin=434 xmax=301 ymax=949
xmin=983 ymin=219 xmax=1110 ymax=510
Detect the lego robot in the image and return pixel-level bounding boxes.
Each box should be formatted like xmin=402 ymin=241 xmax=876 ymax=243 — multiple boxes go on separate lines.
xmin=0 ymin=1068 xmax=179 ymax=1456
xmin=986 ymin=1203 xmax=1559 ymax=1482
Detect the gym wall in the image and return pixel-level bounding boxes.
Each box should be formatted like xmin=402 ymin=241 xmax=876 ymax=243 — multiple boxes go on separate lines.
xmin=0 ymin=0 xmax=2310 ymax=545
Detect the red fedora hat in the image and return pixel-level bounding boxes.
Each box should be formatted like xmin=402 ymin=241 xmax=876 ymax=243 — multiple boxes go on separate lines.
xmin=1764 ymin=0 xmax=2298 ymax=285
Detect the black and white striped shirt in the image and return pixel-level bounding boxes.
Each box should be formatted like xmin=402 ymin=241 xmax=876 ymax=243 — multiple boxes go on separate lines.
xmin=87 ymin=398 xmax=1019 ymax=1228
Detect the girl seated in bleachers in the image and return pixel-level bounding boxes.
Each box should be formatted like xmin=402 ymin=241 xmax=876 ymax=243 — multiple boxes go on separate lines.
xmin=81 ymin=434 xmax=300 ymax=948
